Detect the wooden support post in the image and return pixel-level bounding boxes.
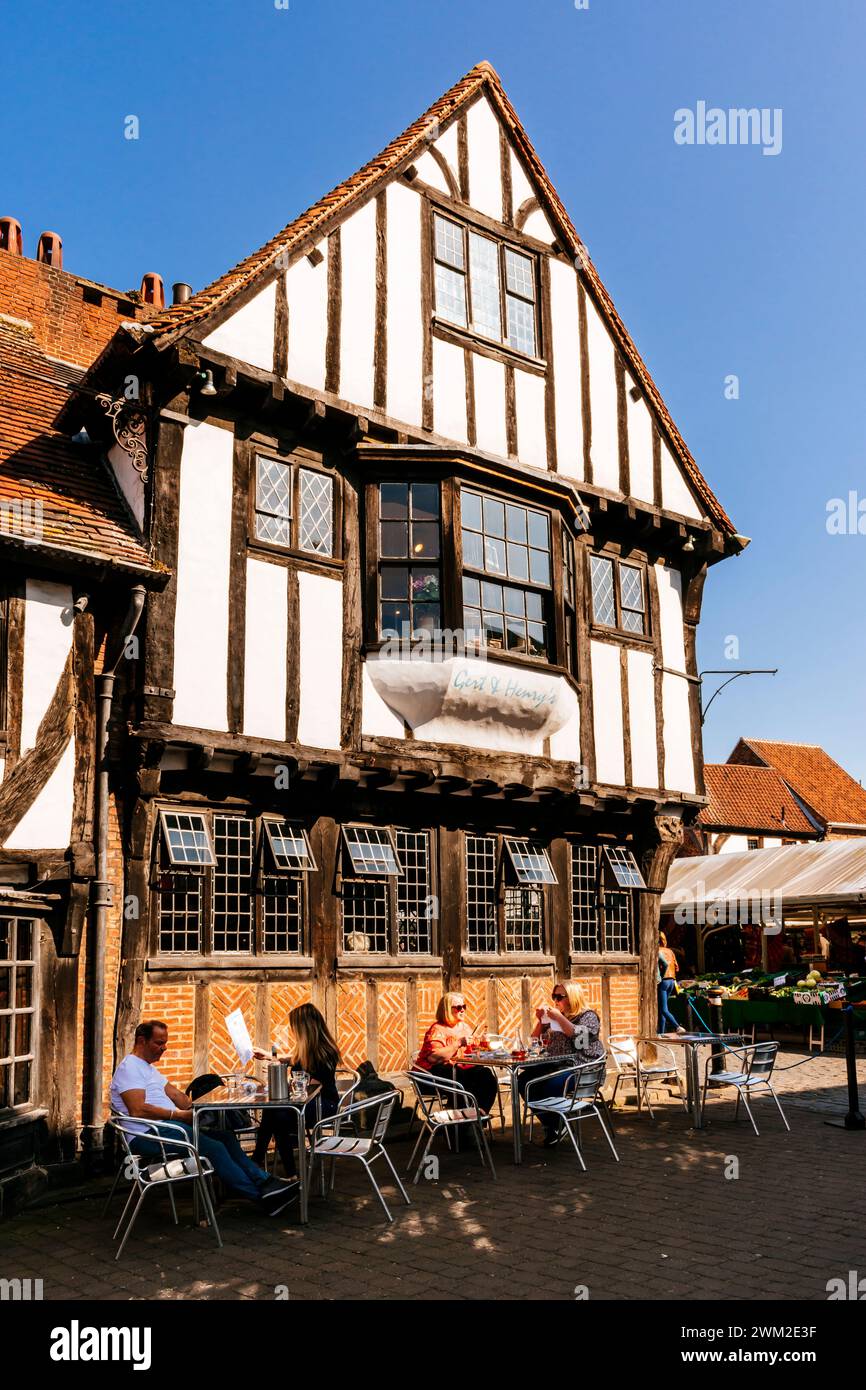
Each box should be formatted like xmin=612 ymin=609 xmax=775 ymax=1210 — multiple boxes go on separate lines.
xmin=637 ymin=815 xmax=684 ymax=1040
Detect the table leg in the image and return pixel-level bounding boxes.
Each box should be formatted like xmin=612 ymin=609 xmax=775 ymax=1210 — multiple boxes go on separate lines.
xmin=192 ymin=1111 xmax=201 ymax=1223
xmin=512 ymin=1068 xmax=522 ymax=1166
xmin=687 ymin=1046 xmax=703 ymax=1128
xmin=296 ymin=1105 xmax=308 ymax=1225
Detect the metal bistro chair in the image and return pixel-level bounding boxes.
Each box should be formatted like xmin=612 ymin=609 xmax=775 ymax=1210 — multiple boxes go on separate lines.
xmin=700 ymin=1041 xmax=791 ymax=1136
xmin=109 ymin=1118 xmax=222 ymax=1260
xmin=524 ymin=1057 xmax=619 ymax=1171
xmin=102 ymin=1110 xmax=135 ymax=1217
xmin=407 ymin=1071 xmax=497 ymax=1184
xmin=317 ymin=1066 xmax=362 ymax=1194
xmin=608 ymin=1036 xmax=688 ymax=1118
xmin=308 ymin=1092 xmax=411 ymax=1224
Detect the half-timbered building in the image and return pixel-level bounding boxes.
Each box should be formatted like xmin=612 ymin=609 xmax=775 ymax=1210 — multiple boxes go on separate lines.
xmin=56 ymin=62 xmax=741 ymax=1143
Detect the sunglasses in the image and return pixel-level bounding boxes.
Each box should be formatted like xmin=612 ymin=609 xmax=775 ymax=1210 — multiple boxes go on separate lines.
xmin=551 ymin=993 xmax=567 ymax=1002
xmin=453 ymin=1004 xmax=467 ymax=1012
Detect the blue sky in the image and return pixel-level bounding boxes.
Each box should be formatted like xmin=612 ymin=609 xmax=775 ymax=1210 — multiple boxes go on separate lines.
xmin=3 ymin=0 xmax=864 ymax=780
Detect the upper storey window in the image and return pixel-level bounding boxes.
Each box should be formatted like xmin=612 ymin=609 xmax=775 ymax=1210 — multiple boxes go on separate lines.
xmin=461 ymin=489 xmax=551 ymax=659
xmin=433 ymin=213 xmax=539 ymax=357
xmin=253 ymin=454 xmax=336 ymax=558
xmin=590 ymin=554 xmax=647 ymax=637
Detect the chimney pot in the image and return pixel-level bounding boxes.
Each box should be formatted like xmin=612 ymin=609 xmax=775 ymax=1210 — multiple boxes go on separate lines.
xmin=172 ymin=281 xmax=192 ymax=305
xmin=140 ymin=272 xmax=165 ymax=309
xmin=0 ymin=217 xmax=23 ymax=255
xmin=36 ymin=230 xmax=63 ymax=268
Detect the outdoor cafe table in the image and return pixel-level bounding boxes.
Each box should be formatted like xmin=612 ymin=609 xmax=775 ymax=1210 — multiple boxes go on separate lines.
xmin=458 ymin=1052 xmax=562 ymax=1164
xmin=639 ymin=1034 xmax=745 ymax=1129
xmin=191 ymin=1082 xmax=321 ymax=1223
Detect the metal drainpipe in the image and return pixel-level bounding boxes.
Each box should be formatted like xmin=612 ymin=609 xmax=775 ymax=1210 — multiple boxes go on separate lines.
xmin=85 ymin=584 xmax=146 ymax=1163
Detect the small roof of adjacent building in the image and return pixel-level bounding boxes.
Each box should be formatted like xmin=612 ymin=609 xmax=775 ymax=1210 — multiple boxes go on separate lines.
xmin=663 ymin=839 xmax=866 ymax=915
xmin=729 ymin=738 xmax=866 ymax=832
xmin=698 ymin=763 xmax=816 ymax=837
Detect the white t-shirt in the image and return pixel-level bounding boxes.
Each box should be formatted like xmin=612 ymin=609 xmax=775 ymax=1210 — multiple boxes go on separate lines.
xmin=110 ymin=1054 xmax=178 ymax=1136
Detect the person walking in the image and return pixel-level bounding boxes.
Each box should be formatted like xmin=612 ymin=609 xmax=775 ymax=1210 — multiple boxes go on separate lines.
xmin=658 ymin=932 xmax=685 ymax=1034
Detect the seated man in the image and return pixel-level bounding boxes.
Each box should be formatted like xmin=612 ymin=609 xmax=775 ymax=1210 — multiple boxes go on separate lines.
xmin=110 ymin=1019 xmax=298 ymax=1215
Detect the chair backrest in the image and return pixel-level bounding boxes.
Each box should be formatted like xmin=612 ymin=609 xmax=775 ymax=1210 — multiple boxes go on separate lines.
xmin=370 ymin=1092 xmax=396 ymax=1143
xmin=745 ymin=1041 xmax=778 ymax=1079
xmin=408 ymin=1069 xmax=474 ymax=1116
xmin=336 ymin=1068 xmax=361 ymax=1111
xmin=569 ymin=1057 xmax=607 ymax=1102
xmin=608 ymin=1036 xmax=638 ymax=1072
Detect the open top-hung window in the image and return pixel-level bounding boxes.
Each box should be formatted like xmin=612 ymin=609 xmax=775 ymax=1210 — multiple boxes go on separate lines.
xmin=466 ymin=834 xmax=556 ymax=954
xmin=570 ymin=843 xmax=645 ymax=954
xmin=461 ymin=488 xmax=552 ymax=659
xmin=253 ymin=453 xmax=335 ymax=557
xmin=433 ymin=213 xmax=539 ymax=357
xmin=340 ymin=826 xmax=434 ymax=955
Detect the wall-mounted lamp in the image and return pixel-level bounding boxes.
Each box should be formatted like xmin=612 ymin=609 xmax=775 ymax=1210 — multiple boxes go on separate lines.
xmin=682 ymin=533 xmax=696 ymax=553
xmin=197 ymin=369 xmax=217 ymax=397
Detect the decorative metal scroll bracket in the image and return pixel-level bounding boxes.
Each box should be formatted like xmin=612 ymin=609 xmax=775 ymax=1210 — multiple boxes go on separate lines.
xmin=96 ymin=394 xmax=149 ymax=482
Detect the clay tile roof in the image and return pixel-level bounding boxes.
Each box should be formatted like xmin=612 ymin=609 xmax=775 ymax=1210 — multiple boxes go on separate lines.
xmin=697 ymin=764 xmax=816 ymax=835
xmin=0 ymin=316 xmax=154 ymax=572
xmin=730 ymin=740 xmax=866 ymax=830
xmin=134 ymin=59 xmax=733 ymax=536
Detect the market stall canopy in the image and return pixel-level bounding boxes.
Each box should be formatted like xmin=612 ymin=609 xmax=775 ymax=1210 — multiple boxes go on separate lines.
xmin=663 ymin=840 xmax=866 ymax=917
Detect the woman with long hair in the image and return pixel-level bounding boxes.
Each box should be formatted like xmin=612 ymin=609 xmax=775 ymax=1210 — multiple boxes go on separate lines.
xmin=413 ymin=990 xmax=498 ymax=1113
xmin=520 ymin=979 xmax=605 ymax=1146
xmin=252 ymin=1002 xmax=342 ymax=1190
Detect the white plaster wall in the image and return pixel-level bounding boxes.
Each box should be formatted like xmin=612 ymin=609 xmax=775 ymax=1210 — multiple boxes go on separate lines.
xmin=510 ymin=148 xmax=534 ymax=211
xmin=661 ymin=438 xmax=703 ymax=520
xmin=416 ymin=714 xmax=546 ymax=757
xmin=585 ymin=294 xmax=619 ymax=491
xmin=627 ymin=648 xmax=658 ymax=788
xmin=242 ymin=559 xmax=288 ymax=741
xmin=472 ymin=353 xmax=508 ymax=458
xmin=432 ymin=337 xmax=468 ymax=443
xmin=467 ymin=95 xmax=503 ymax=220
xmin=108 ymin=442 xmax=145 ymax=530
xmin=19 ymin=579 xmax=73 ymax=752
xmin=4 ymin=740 xmax=74 ymax=850
xmin=514 ymin=368 xmax=547 ymax=470
xmin=202 ymin=279 xmax=276 ymax=374
xmin=656 ymin=563 xmax=687 ymax=672
xmin=285 ymin=243 xmax=328 ymax=390
xmin=662 ymin=673 xmax=696 ymax=794
xmin=626 ymin=386 xmax=655 ymax=506
xmin=717 ymin=835 xmax=785 ymax=854
xmin=339 ymin=200 xmax=377 ymax=408
xmin=385 ymin=184 xmax=423 ymax=427
xmin=433 ymin=122 xmax=460 ymax=181
xmin=549 ymin=258 xmax=583 ymax=480
xmin=172 ymin=422 xmax=233 ymax=731
xmin=362 ymin=664 xmax=406 ymax=738
xmin=414 ymin=150 xmax=450 ymax=194
xmin=591 ymin=639 xmax=625 ymax=786
xmin=548 ymin=705 xmax=582 ymax=763
xmin=296 ymin=571 xmax=343 ymax=749
xmin=522 ymin=206 xmax=555 ymax=241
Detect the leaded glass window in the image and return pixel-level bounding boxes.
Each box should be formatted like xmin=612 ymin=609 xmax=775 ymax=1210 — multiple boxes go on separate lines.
xmin=570 ymin=843 xmax=641 ymax=954
xmin=254 ymin=455 xmax=336 ymax=558
xmin=341 ymin=828 xmax=434 ymax=955
xmin=591 ymin=554 xmax=648 ymax=637
xmin=432 ymin=213 xmax=539 ymax=357
xmin=465 ymin=834 xmax=549 ymax=953
xmin=255 ymin=454 xmax=292 ymax=546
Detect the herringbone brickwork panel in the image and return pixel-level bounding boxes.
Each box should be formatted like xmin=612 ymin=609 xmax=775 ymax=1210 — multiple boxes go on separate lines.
xmin=416 ymin=979 xmax=440 ymax=1037
xmin=268 ymin=983 xmax=313 ymax=1056
xmin=208 ymin=983 xmax=256 ymax=1077
xmin=528 ymin=976 xmax=550 ymax=1021
xmin=461 ymin=977 xmax=489 ymax=1034
xmin=377 ymin=982 xmax=408 ymax=1072
xmin=495 ymin=977 xmax=523 ymax=1042
xmin=336 ymin=980 xmax=367 ymax=1067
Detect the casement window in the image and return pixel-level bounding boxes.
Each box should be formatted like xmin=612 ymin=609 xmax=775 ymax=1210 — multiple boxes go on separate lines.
xmin=465 ymin=833 xmax=556 ymax=954
xmin=340 ymin=827 xmax=434 ymax=956
xmin=461 ymin=489 xmax=551 ymax=659
xmin=153 ymin=811 xmax=314 ymax=957
xmin=0 ymin=917 xmax=36 ymax=1111
xmin=569 ymin=844 xmax=646 ymax=954
xmin=590 ymin=553 xmax=647 ymax=636
xmin=747 ymin=837 xmax=760 ymax=851
xmin=433 ymin=212 xmax=539 ymax=357
xmin=253 ymin=453 xmax=336 ymax=558
xmin=377 ymin=482 xmax=441 ymax=641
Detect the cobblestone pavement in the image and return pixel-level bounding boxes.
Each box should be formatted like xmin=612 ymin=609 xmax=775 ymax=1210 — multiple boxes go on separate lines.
xmin=1 ymin=1045 xmax=863 ymax=1302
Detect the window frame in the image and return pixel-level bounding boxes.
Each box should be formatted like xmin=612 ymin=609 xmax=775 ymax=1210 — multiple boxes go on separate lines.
xmin=0 ymin=916 xmax=38 ymax=1115
xmin=568 ymin=842 xmax=642 ymax=957
xmin=150 ymin=808 xmax=313 ymax=962
xmin=339 ymin=825 xmax=438 ymax=960
xmin=375 ymin=480 xmax=443 ymax=646
xmin=247 ymin=449 xmax=341 ymax=566
xmin=431 ymin=209 xmax=542 ymax=361
xmin=464 ymin=832 xmax=554 ymax=958
xmin=589 ymin=552 xmax=650 ymax=640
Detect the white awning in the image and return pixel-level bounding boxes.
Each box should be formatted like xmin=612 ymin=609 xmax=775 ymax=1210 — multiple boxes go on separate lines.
xmin=662 ymin=839 xmax=866 ymax=917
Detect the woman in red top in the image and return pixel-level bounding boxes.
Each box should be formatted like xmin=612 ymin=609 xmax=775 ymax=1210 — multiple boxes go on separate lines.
xmin=414 ymin=991 xmax=498 ymax=1113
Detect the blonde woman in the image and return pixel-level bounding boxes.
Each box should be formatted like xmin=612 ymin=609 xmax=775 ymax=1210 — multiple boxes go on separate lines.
xmin=252 ymin=1003 xmax=341 ymax=1186
xmin=523 ymin=980 xmax=604 ymax=1146
xmin=414 ymin=991 xmax=498 ymax=1113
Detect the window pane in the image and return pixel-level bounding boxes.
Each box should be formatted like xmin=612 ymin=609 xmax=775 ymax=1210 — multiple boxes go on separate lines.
xmin=506 ymin=296 xmax=536 ymax=355
xmin=504 ymin=887 xmax=543 ymax=951
xmin=466 ymin=836 xmax=498 ymax=952
xmin=0 ymin=1017 xmax=8 ymax=1060
xmin=483 ymin=611 xmax=505 ymax=648
xmin=381 ymin=566 xmax=409 ymax=600
xmin=342 ymin=881 xmax=388 ymax=953
xmin=506 ymin=542 xmax=529 ymax=581
xmin=591 ymin=555 xmax=616 ymax=626
xmin=411 ymin=483 xmax=440 ymax=521
xmin=483 ymin=536 xmax=507 ymax=575
xmin=434 ymin=214 xmax=465 ymax=269
xmin=380 ymin=482 xmax=408 ymax=519
xmin=0 ymin=921 xmax=9 ymax=959
xmin=434 ymin=263 xmax=467 ymax=327
xmin=506 ymin=618 xmax=527 ymax=651
xmin=482 ymin=496 xmax=506 ymax=538
xmin=506 ymin=505 xmax=527 ymax=542
xmin=462 ymin=530 xmax=484 ymax=570
xmin=265 ymin=822 xmax=315 ymax=872
xmin=461 ymin=490 xmax=483 ymax=531
xmin=160 ymin=812 xmax=216 ymax=867
xmin=571 ymin=845 xmax=600 ymax=952
xmin=469 ymin=232 xmax=502 ymax=339
xmin=526 ymin=622 xmax=547 ymax=657
xmin=15 ymin=968 xmax=31 ymax=1009
xmin=481 ymin=580 xmax=503 ymax=611
xmin=462 ymin=576 xmax=480 ymax=606
xmin=620 ymin=563 xmax=645 ymax=613
xmin=14 ymin=1012 xmax=30 ymax=1057
xmin=410 ymin=521 xmax=440 ymax=559
xmin=380 ymin=602 xmax=409 ymax=637
xmin=256 ymin=455 xmax=292 ymax=546
xmin=411 ymin=602 xmax=440 ymax=634
xmin=503 ymin=586 xmax=525 ymax=617
xmin=343 ymin=826 xmax=401 ymax=876
xmin=621 ymin=608 xmax=645 ymax=635
xmin=396 ymin=830 xmax=432 ymax=954
xmin=604 ymin=845 xmax=646 ymax=889
xmin=527 ymin=510 xmax=549 ymax=549
xmin=158 ymin=872 xmax=203 ymax=953
xmin=505 ymin=839 xmax=557 ymax=885
xmin=380 ymin=521 xmax=408 ymax=558
xmin=262 ymin=877 xmax=304 ymax=954
xmin=410 ymin=568 xmax=440 ymax=602
xmin=525 ymin=590 xmax=543 ymax=621
xmin=13 ymin=1060 xmax=31 ymax=1107
xmin=0 ymin=968 xmax=9 ymax=1010
xmin=529 ymin=548 xmax=551 ymax=587
xmin=505 ymin=247 xmax=535 ymax=299
xmin=603 ymin=891 xmax=633 ymax=953
xmin=464 ymin=607 xmax=482 ymax=643
xmin=16 ymin=920 xmax=32 ymax=960
xmin=299 ymin=470 xmax=334 ymax=556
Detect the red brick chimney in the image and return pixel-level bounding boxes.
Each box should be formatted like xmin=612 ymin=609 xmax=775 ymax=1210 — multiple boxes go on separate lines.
xmin=0 ymin=217 xmax=23 ymax=255
xmin=36 ymin=230 xmax=63 ymax=268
